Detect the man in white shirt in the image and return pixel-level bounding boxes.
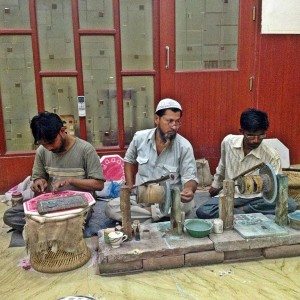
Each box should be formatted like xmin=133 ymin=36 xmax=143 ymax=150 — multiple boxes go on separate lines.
xmin=197 ymin=108 xmax=297 ymax=218
xmin=105 ymin=98 xmax=198 ymax=223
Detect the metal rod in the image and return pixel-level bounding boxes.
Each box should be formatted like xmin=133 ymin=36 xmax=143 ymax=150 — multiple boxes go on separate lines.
xmin=215 ymin=162 xmax=265 ymax=195
xmin=132 ymin=174 xmax=174 ymax=189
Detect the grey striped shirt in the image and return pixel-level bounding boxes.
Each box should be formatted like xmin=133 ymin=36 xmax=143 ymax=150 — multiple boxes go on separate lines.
xmin=32 ymin=138 xmax=104 ymax=191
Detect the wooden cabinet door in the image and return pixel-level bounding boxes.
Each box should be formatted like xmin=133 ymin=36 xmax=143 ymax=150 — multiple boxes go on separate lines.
xmin=159 ymin=0 xmax=258 ymax=168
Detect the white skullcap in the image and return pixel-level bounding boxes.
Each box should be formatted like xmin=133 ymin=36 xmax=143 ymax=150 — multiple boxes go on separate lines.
xmin=155 ymin=98 xmax=182 ymax=113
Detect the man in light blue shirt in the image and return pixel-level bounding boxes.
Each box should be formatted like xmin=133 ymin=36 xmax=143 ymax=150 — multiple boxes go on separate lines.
xmin=105 ymin=98 xmax=198 ymax=222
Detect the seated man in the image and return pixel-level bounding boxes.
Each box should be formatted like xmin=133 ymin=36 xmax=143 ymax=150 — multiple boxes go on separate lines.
xmin=3 ymin=112 xmax=105 ymax=232
xmin=197 ymin=108 xmax=297 ymax=219
xmin=105 ymin=98 xmax=198 ymax=223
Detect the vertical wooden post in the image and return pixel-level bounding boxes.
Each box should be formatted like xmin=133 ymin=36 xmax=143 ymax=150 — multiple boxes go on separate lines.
xmin=120 ymin=186 xmax=132 ymax=240
xmin=219 ymin=179 xmax=235 ymax=230
xmin=170 ymin=187 xmax=183 ymax=235
xmin=275 ymin=174 xmax=288 ymax=226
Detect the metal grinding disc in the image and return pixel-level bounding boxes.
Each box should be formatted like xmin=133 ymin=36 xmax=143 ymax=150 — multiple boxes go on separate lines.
xmin=237 ymin=176 xmax=246 ymax=194
xmin=159 ymin=180 xmax=172 ymax=216
xmin=259 ymin=163 xmax=277 ymax=203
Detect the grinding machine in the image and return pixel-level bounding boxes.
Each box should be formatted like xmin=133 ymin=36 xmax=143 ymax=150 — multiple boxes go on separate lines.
xmin=220 ymin=162 xmax=289 ymax=231
xmin=120 ymin=174 xmax=185 ymax=239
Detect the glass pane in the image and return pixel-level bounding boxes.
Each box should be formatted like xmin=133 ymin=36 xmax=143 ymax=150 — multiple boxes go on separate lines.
xmin=79 ymin=0 xmax=113 ymax=29
xmin=0 ymin=36 xmax=37 ymax=151
xmin=81 ymin=36 xmax=117 ymax=148
xmin=120 ymin=0 xmax=153 ymax=70
xmin=37 ymin=0 xmax=75 ymax=70
xmin=176 ymin=0 xmax=239 ymax=70
xmin=0 ymin=0 xmax=30 ymax=28
xmin=122 ymin=76 xmax=154 ymax=145
xmin=43 ymin=77 xmax=79 ymax=137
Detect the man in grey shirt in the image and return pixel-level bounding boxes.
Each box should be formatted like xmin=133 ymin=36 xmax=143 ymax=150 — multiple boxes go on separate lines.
xmin=3 ymin=112 xmax=105 ymax=232
xmin=105 ymin=98 xmax=198 ymax=222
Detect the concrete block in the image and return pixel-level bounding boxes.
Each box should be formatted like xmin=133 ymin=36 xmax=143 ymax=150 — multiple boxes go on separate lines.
xmin=263 ymin=244 xmax=300 ymax=259
xmin=99 ymin=222 xmax=214 ymax=264
xmin=224 ymin=249 xmax=263 ymax=262
xmin=185 ymin=251 xmax=224 ymax=266
xmin=143 ymin=255 xmax=184 ymax=271
xmin=99 ymin=260 xmax=143 ymax=275
xmin=210 ymin=227 xmax=300 ymax=252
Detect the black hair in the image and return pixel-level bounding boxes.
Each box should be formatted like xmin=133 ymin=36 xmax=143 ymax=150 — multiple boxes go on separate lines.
xmin=156 ymin=107 xmax=182 ymax=117
xmin=30 ymin=111 xmax=64 ymax=145
xmin=240 ymin=108 xmax=269 ymax=132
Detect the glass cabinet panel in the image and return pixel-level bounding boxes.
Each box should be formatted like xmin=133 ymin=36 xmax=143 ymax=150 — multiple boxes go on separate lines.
xmin=122 ymin=76 xmax=154 ymax=145
xmin=37 ymin=0 xmax=75 ymax=70
xmin=79 ymin=0 xmax=113 ymax=29
xmin=176 ymin=0 xmax=239 ymax=70
xmin=120 ymin=0 xmax=153 ymax=70
xmin=81 ymin=36 xmax=117 ymax=148
xmin=0 ymin=36 xmax=37 ymax=151
xmin=43 ymin=77 xmax=79 ymax=137
xmin=0 ymin=0 xmax=30 ymax=28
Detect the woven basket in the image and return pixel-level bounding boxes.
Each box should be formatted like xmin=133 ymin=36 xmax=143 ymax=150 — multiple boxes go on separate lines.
xmin=25 ymin=212 xmax=91 ymax=273
xmin=30 ymin=241 xmax=91 ymax=273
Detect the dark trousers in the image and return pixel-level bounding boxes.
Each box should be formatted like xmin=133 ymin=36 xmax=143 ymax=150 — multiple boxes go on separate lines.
xmin=3 ymin=203 xmax=93 ymax=232
xmin=196 ymin=196 xmax=297 ymax=219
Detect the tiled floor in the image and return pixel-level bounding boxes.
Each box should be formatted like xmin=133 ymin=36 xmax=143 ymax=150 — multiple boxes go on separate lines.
xmin=0 ymin=201 xmax=300 ymax=300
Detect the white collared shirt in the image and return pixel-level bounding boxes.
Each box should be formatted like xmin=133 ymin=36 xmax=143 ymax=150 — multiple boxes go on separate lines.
xmin=124 ymin=128 xmax=198 ymax=188
xmin=211 ymin=134 xmax=281 ymax=198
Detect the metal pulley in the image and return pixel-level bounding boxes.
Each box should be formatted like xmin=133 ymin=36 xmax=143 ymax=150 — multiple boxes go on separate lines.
xmin=135 ymin=175 xmax=173 ymax=216
xmin=237 ymin=163 xmax=278 ymax=204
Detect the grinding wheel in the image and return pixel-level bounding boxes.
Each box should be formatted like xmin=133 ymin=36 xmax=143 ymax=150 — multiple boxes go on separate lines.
xmin=159 ymin=180 xmax=172 ymax=215
xmin=259 ymin=163 xmax=277 ymax=203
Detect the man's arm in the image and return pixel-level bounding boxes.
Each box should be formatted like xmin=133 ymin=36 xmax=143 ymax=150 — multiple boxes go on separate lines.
xmin=209 ymin=138 xmax=226 ymax=196
xmin=123 ymin=135 xmax=138 ymax=188
xmin=52 ymin=177 xmax=104 ymax=191
xmin=124 ymin=162 xmax=138 ymax=188
xmin=178 ymin=143 xmax=199 ymax=202
xmin=53 ymin=145 xmax=105 ymax=192
xmin=180 ymin=180 xmax=198 ymax=202
xmin=31 ymin=147 xmax=49 ymax=193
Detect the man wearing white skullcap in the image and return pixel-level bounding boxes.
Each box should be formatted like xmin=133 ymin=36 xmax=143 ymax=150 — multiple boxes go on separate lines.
xmin=105 ymin=98 xmax=198 ymax=223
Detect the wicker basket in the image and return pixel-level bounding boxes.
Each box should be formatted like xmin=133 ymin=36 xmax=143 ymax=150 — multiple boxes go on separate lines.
xmin=25 ymin=212 xmax=91 ymax=273
xmin=30 ymin=241 xmax=91 ymax=273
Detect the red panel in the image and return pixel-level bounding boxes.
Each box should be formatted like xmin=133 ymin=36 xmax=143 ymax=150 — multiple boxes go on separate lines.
xmin=0 ymin=156 xmax=35 ymax=193
xmin=160 ymin=1 xmax=258 ymax=171
xmin=256 ymin=34 xmax=300 ymax=165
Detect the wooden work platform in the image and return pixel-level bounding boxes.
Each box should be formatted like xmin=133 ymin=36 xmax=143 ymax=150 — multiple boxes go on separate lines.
xmin=98 ymin=221 xmax=300 ymax=276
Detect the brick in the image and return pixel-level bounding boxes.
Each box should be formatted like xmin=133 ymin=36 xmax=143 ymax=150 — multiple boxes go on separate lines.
xmin=224 ymin=249 xmax=263 ymax=262
xmin=99 ymin=260 xmax=142 ymax=275
xmin=185 ymin=251 xmax=224 ymax=266
xmin=143 ymin=255 xmax=184 ymax=271
xmin=263 ymin=244 xmax=300 ymax=259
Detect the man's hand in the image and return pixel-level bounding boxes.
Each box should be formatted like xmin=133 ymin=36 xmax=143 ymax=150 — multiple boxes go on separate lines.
xmin=51 ymin=179 xmax=70 ymax=192
xmin=31 ymin=178 xmax=48 ymax=193
xmin=209 ymin=186 xmax=221 ymax=197
xmin=180 ymin=187 xmax=194 ymax=203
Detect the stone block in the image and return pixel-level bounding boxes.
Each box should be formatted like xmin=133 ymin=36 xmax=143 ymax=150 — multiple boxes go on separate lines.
xmin=143 ymin=255 xmax=184 ymax=271
xmin=210 ymin=227 xmax=300 ymax=252
xmin=99 ymin=222 xmax=213 ymax=264
xmin=185 ymin=251 xmax=224 ymax=266
xmin=263 ymin=244 xmax=300 ymax=259
xmin=99 ymin=260 xmax=143 ymax=275
xmin=224 ymin=249 xmax=263 ymax=262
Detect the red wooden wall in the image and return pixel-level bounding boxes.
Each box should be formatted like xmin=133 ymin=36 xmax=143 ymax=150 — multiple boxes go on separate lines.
xmin=257 ymin=35 xmax=300 ymax=167
xmin=0 ymin=2 xmax=299 ymax=193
